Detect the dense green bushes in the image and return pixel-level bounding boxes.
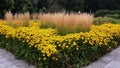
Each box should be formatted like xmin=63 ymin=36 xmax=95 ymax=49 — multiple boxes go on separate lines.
xmin=105 ymin=14 xmax=120 ymax=19
xmin=95 ymin=10 xmax=120 ymax=16
xmin=93 ymin=17 xmax=120 ymax=25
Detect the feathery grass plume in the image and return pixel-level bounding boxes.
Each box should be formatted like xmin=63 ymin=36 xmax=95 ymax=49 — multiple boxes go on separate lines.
xmin=5 ymin=11 xmax=13 ymax=22
xmin=4 ymin=11 xmax=30 ymax=27
xmin=31 ymin=13 xmax=39 ymax=20
xmin=39 ymin=13 xmax=56 ymax=28
xmin=39 ymin=12 xmax=94 ymax=35
xmin=54 ymin=13 xmax=94 ymax=35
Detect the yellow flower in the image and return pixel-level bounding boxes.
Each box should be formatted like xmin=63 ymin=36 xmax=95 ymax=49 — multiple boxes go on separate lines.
xmin=44 ymin=57 xmax=47 ymax=60
xmin=38 ymin=58 xmax=41 ymax=60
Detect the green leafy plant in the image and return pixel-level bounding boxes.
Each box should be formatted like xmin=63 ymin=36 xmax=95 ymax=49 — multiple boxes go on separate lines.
xmin=105 ymin=14 xmax=120 ymax=19
xmin=95 ymin=10 xmax=120 ymax=17
xmin=93 ymin=17 xmax=120 ymax=25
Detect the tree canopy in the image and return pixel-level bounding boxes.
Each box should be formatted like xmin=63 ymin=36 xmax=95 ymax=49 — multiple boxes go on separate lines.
xmin=0 ymin=0 xmax=120 ymax=18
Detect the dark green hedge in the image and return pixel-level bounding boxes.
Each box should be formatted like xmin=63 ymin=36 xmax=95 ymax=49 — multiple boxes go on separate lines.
xmin=93 ymin=17 xmax=120 ymax=25
xmin=105 ymin=14 xmax=120 ymax=19
xmin=95 ymin=10 xmax=120 ymax=17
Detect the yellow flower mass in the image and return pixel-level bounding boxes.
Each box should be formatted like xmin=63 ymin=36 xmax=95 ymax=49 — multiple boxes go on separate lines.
xmin=0 ymin=20 xmax=120 ymax=60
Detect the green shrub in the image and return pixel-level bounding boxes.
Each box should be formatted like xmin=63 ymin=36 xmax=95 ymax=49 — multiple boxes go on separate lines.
xmin=105 ymin=14 xmax=120 ymax=19
xmin=95 ymin=10 xmax=115 ymax=17
xmin=95 ymin=10 xmax=120 ymax=17
xmin=114 ymin=10 xmax=120 ymax=14
xmin=93 ymin=17 xmax=120 ymax=25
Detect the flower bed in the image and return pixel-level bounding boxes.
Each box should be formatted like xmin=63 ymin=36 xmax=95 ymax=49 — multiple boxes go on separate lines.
xmin=0 ymin=20 xmax=120 ymax=68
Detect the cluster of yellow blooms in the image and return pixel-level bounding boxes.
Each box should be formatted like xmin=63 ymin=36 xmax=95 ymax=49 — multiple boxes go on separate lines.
xmin=0 ymin=20 xmax=120 ymax=61
xmin=28 ymin=20 xmax=41 ymax=27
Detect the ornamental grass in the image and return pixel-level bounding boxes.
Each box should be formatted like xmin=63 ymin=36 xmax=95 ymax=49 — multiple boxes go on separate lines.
xmin=4 ymin=11 xmax=30 ymax=27
xmin=39 ymin=12 xmax=94 ymax=35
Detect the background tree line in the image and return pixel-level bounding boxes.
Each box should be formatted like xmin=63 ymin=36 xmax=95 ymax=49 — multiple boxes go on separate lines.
xmin=0 ymin=0 xmax=120 ymax=18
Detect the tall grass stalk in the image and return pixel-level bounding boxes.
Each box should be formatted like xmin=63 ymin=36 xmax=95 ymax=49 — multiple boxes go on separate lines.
xmin=5 ymin=11 xmax=13 ymax=21
xmin=5 ymin=11 xmax=30 ymax=27
xmin=31 ymin=13 xmax=39 ymax=20
xmin=39 ymin=12 xmax=94 ymax=35
xmin=38 ymin=13 xmax=56 ymax=28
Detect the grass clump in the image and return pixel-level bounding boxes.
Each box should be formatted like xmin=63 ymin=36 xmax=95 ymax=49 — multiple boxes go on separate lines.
xmin=39 ymin=13 xmax=94 ymax=35
xmin=4 ymin=11 xmax=30 ymax=27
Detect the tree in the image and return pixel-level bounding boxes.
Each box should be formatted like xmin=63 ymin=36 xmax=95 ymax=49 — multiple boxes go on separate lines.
xmin=12 ymin=0 xmax=34 ymax=13
xmin=0 ymin=0 xmax=14 ymax=18
xmin=98 ymin=0 xmax=120 ymax=10
xmin=57 ymin=0 xmax=85 ymax=12
xmin=84 ymin=0 xmax=120 ymax=12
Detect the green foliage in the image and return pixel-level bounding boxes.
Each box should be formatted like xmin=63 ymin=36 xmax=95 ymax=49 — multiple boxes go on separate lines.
xmin=95 ymin=10 xmax=120 ymax=17
xmin=95 ymin=10 xmax=115 ymax=17
xmin=85 ymin=0 xmax=120 ymax=12
xmin=0 ymin=0 xmax=14 ymax=18
xmin=93 ymin=17 xmax=120 ymax=25
xmin=0 ymin=35 xmax=45 ymax=68
xmin=105 ymin=14 xmax=120 ymax=19
xmin=13 ymin=0 xmax=34 ymax=13
xmin=1 ymin=0 xmax=120 ymax=18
